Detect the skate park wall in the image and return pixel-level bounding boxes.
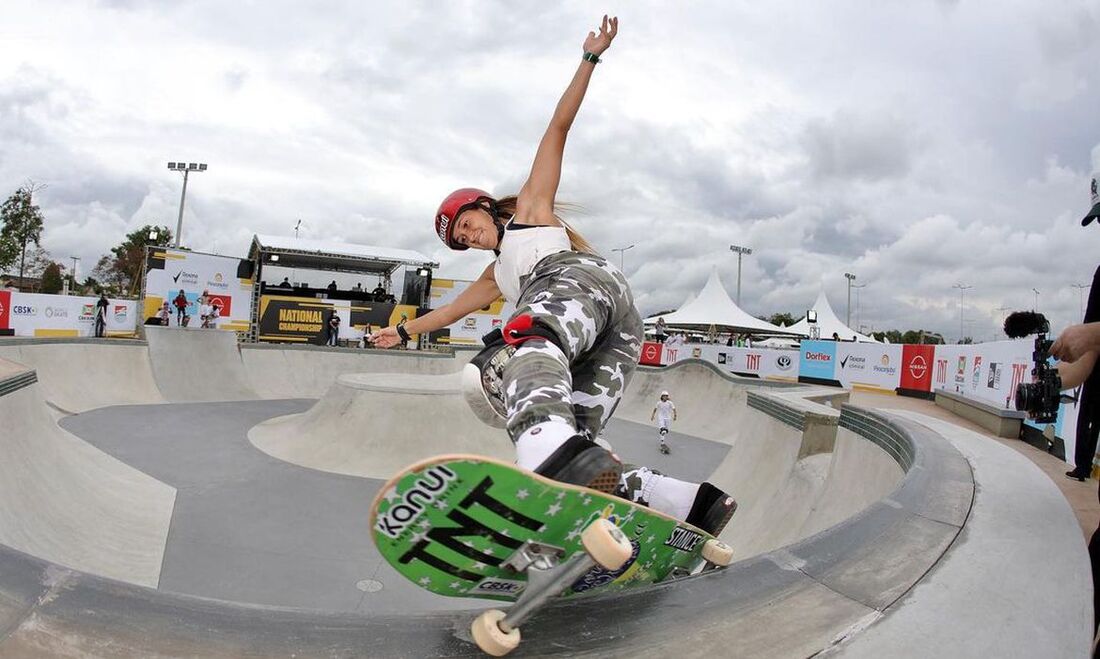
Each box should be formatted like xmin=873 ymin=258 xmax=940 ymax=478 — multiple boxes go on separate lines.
xmin=0 ymin=364 xmax=176 ymax=588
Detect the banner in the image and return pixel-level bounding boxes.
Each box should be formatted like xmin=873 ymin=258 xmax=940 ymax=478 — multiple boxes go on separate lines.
xmin=799 ymin=340 xmax=839 ymax=384
xmin=639 ymin=342 xmax=663 ymax=366
xmin=1 ymin=292 xmax=138 ymax=337
xmin=257 ymin=294 xmax=421 ymax=345
xmin=426 ymin=278 xmax=512 ymax=346
xmin=899 ymin=344 xmax=936 ymax=394
xmin=833 ymin=343 xmax=903 ymax=392
xmin=143 ymin=247 xmax=254 ymax=332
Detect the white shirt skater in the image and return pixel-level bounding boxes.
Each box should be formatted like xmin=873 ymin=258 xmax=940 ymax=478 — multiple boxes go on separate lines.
xmin=493 ymin=219 xmax=571 ymax=303
xmin=655 ymin=400 xmax=676 ymax=421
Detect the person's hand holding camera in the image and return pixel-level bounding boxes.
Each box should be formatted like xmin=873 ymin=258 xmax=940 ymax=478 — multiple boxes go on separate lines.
xmin=1052 ymin=322 xmax=1100 ymax=363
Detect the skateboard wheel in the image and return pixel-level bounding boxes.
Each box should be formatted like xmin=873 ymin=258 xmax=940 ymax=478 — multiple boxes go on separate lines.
xmin=581 ymin=518 xmax=633 ymax=570
xmin=471 ymin=609 xmax=520 ymax=656
xmin=701 ymin=539 xmax=733 ymax=566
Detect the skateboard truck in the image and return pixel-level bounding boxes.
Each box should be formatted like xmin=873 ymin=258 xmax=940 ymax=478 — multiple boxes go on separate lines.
xmin=471 ymin=518 xmax=633 ymax=656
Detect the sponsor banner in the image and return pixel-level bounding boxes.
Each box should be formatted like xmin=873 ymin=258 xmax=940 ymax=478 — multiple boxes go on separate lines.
xmin=799 ymin=341 xmax=837 ymax=382
xmin=144 ymin=247 xmax=253 ymax=330
xmin=639 ymin=342 xmax=663 ymax=366
xmin=899 ymin=344 xmax=936 ymax=393
xmin=0 ymin=289 xmax=9 ymax=330
xmin=257 ymin=294 xmax=420 ymax=345
xmin=427 ymin=278 xmax=512 ymax=345
xmin=4 ymin=292 xmax=138 ymax=337
xmin=834 ymin=343 xmax=903 ymax=392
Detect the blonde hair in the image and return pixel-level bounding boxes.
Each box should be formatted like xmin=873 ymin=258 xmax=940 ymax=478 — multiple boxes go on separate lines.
xmin=494 ymin=195 xmax=599 ymax=255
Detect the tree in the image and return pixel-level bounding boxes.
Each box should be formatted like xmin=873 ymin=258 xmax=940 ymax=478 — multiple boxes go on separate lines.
xmin=40 ymin=261 xmax=63 ymax=294
xmin=91 ymin=255 xmax=124 ymax=295
xmin=0 ymin=185 xmax=47 ymax=280
xmin=96 ymin=225 xmax=173 ymax=295
xmin=768 ymin=312 xmax=797 ymax=327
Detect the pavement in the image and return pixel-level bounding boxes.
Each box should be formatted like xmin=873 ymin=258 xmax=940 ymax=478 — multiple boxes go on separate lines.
xmin=0 ymin=333 xmax=1092 ymax=657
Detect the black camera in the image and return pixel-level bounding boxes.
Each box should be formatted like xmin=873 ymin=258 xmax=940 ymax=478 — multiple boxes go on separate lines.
xmin=1003 ymin=311 xmax=1061 ymax=423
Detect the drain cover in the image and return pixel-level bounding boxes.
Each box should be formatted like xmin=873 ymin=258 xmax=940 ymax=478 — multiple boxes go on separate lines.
xmin=356 ymin=579 xmax=383 ymax=593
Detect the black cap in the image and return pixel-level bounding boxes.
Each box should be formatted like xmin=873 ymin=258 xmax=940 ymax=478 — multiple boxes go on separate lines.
xmin=1083 ymin=176 xmax=1100 ymax=226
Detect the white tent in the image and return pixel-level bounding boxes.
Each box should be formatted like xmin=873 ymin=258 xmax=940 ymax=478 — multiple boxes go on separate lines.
xmin=788 ymin=289 xmax=877 ymax=343
xmin=644 ymin=269 xmax=799 ymax=336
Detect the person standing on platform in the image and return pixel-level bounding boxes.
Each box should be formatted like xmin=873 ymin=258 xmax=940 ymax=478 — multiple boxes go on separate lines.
xmin=94 ymin=292 xmax=109 ymax=337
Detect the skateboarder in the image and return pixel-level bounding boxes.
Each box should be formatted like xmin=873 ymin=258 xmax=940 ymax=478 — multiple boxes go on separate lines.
xmin=651 ymin=391 xmax=676 ymax=454
xmin=369 ymin=15 xmax=735 ymax=536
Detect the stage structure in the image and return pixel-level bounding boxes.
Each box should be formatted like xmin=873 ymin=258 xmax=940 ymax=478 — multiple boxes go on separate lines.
xmin=246 ymin=235 xmax=437 ymax=346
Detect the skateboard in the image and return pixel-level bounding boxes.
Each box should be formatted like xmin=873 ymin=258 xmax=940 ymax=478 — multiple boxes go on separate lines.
xmin=370 ymin=454 xmax=733 ymax=656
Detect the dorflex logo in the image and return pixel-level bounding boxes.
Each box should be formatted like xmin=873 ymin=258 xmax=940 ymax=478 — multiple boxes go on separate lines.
xmin=776 ymin=355 xmax=792 ymax=371
xmin=469 ymin=577 xmax=526 ymax=597
xmin=805 ymin=351 xmax=832 ymax=362
xmin=664 ymin=526 xmax=704 ymax=552
xmin=908 ymin=355 xmax=928 ymax=380
xmin=375 ymin=465 xmax=458 ymax=539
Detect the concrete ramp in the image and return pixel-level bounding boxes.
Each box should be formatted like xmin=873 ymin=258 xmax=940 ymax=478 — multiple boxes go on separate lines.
xmin=248 ymin=372 xmax=514 ymax=479
xmin=0 ymin=340 xmax=164 ymax=412
xmin=145 ymin=326 xmax=258 ymax=402
xmin=0 ymin=361 xmax=175 ymax=588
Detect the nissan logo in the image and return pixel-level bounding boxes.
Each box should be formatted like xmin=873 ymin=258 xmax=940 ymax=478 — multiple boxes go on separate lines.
xmin=643 ymin=344 xmax=660 ymax=361
xmin=909 ymin=355 xmax=928 ymax=380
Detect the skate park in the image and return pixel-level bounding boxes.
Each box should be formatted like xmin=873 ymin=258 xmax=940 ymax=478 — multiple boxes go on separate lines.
xmin=0 ymin=328 xmax=1090 ymax=657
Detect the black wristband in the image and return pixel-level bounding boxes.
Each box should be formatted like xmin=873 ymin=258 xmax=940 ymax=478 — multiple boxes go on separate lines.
xmin=582 ymin=51 xmax=601 ymax=64
xmin=396 ymin=324 xmax=411 ymax=342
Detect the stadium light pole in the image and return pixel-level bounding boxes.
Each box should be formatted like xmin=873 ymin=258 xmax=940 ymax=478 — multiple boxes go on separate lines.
xmin=1032 ymin=287 xmax=1040 ymax=311
xmin=68 ymin=256 xmax=80 ymax=295
xmin=852 ymin=282 xmax=866 ymax=331
xmin=730 ymin=244 xmax=753 ymax=306
xmin=167 ymin=162 xmax=208 ymax=248
xmin=611 ymin=244 xmax=635 ymax=271
xmin=844 ymin=273 xmax=857 ymax=326
xmin=953 ymin=283 xmax=972 ymax=343
xmin=1072 ymin=283 xmax=1090 ymax=318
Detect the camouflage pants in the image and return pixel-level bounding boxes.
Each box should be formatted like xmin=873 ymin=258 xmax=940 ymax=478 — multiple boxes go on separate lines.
xmin=502 ymin=251 xmax=643 ymax=442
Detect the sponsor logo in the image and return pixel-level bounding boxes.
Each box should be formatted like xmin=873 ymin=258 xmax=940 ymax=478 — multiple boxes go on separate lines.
xmin=987 ymin=362 xmax=1001 ymax=389
xmin=954 ymin=356 xmax=967 ymax=385
xmin=691 ymin=347 xmax=701 ymax=358
xmin=971 ymin=356 xmax=982 ymax=389
xmin=643 ymin=343 xmax=660 ymax=362
xmin=46 ymin=306 xmax=71 ymax=319
xmin=437 ymin=214 xmax=451 ymax=243
xmin=908 ymin=355 xmax=928 ymax=380
xmin=491 ymin=318 xmax=502 ymax=329
xmin=805 ymin=351 xmax=832 ymax=362
xmin=935 ymin=358 xmax=948 ymax=385
xmin=113 ymin=305 xmax=128 ymax=321
xmin=839 ymin=354 xmax=866 ymax=370
xmin=375 ymin=466 xmax=458 ymax=538
xmin=214 ymin=273 xmax=223 ymax=283
xmin=880 ymin=355 xmax=890 ymax=366
xmin=173 ymin=270 xmax=200 ymax=285
xmin=776 ymin=355 xmax=792 ymax=371
xmin=872 ymin=353 xmax=896 ymax=375
xmin=463 ymin=317 xmax=477 ymax=329
xmin=469 ymin=578 xmax=526 ymax=596
xmin=745 ymin=353 xmax=761 ymax=370
xmin=572 ymin=539 xmax=640 ymax=593
xmin=664 ymin=526 xmax=704 ymax=552
xmin=717 ymin=352 xmax=727 ymax=364
xmin=12 ymin=304 xmax=36 ymax=316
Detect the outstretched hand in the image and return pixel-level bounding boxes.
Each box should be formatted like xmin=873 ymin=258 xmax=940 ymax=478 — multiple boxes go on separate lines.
xmin=368 ymin=326 xmax=402 ymax=349
xmin=583 ymin=15 xmax=618 ymax=56
xmin=1051 ymin=322 xmax=1100 ymax=363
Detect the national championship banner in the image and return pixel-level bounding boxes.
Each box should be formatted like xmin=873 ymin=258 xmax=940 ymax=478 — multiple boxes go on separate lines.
xmin=426 ymin=278 xmax=513 ymax=346
xmin=256 ymin=294 xmax=422 ymax=345
xmin=0 ymin=291 xmax=138 ymax=337
xmin=143 ymin=247 xmax=254 ymax=332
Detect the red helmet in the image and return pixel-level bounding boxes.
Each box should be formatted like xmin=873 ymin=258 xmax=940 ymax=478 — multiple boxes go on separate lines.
xmin=435 ymin=188 xmax=494 ymax=250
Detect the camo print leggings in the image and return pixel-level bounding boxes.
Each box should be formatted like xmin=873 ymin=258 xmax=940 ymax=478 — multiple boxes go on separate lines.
xmin=502 ymin=251 xmax=642 ymax=442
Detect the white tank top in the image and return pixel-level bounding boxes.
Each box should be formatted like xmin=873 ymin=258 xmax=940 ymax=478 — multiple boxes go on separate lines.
xmin=493 ymin=219 xmax=572 ymax=302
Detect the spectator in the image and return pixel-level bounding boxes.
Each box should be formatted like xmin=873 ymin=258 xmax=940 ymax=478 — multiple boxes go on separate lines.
xmin=327 ymin=311 xmax=341 ymax=347
xmin=157 ymin=301 xmax=171 ymax=326
xmin=199 ymin=298 xmax=214 ymax=329
xmin=655 ymin=316 xmax=668 ymax=343
xmin=173 ymin=289 xmax=188 ymax=325
xmin=327 ymin=280 xmax=339 ymax=294
xmin=373 ymin=282 xmax=386 ymax=299
xmin=832 ymin=332 xmax=840 ymax=341
xmin=726 ymin=333 xmax=734 ymax=347
xmin=278 ymin=277 xmax=293 ymax=289
xmin=354 ymin=282 xmax=364 ymax=293
xmin=94 ymin=292 xmax=109 ymax=337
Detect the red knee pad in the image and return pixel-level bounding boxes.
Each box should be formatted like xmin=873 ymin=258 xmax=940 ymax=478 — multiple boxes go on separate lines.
xmin=502 ymin=314 xmax=565 ymax=353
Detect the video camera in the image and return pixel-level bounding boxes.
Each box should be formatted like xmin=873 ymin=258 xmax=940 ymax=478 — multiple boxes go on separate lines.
xmin=1003 ymin=311 xmax=1061 ymax=423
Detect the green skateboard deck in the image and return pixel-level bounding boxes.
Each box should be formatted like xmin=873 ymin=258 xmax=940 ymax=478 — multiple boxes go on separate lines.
xmin=370 ymin=454 xmax=722 ymax=602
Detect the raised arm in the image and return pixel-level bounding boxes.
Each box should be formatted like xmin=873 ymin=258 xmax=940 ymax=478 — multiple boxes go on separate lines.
xmin=368 ymin=263 xmax=501 ymax=348
xmin=517 ymin=15 xmax=618 ymax=224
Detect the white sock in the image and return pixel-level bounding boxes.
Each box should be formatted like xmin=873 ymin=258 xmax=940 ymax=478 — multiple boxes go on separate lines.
xmin=515 ymin=420 xmax=576 ymax=471
xmin=647 ymin=474 xmax=700 ymax=521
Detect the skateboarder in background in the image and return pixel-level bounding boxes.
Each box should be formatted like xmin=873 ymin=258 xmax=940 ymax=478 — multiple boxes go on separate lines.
xmin=651 ymin=391 xmax=677 ymax=454
xmin=369 ymin=15 xmax=736 ymax=536
xmin=173 ymin=289 xmax=188 ymax=325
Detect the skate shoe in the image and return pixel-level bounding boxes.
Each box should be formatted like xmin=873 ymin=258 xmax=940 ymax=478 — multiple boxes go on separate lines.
xmin=658 ymin=442 xmax=670 ymax=455
xmin=685 ymin=481 xmax=738 ymax=536
xmin=462 ymin=334 xmax=514 ymax=429
xmin=533 ymin=435 xmax=623 ymax=495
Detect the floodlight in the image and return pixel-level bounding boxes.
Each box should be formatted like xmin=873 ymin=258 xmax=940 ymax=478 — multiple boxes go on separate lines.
xmin=806 ymin=310 xmax=818 ymax=323
xmin=269 ymin=254 xmax=280 ymax=262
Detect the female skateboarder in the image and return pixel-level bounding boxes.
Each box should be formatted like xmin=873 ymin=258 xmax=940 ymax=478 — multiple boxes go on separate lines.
xmin=370 ymin=16 xmax=735 ymax=535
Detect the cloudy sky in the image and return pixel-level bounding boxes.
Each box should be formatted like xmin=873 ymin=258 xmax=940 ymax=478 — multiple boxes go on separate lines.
xmin=2 ymin=0 xmax=1098 ymax=341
